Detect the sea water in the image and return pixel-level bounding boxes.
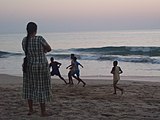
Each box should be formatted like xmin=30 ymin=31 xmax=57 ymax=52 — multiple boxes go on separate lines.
xmin=0 ymin=30 xmax=160 ymax=80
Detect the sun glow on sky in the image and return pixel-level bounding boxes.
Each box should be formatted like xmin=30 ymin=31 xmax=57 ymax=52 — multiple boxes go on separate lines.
xmin=0 ymin=0 xmax=160 ymax=33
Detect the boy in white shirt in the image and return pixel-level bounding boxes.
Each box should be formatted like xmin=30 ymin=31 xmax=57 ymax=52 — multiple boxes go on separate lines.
xmin=111 ymin=61 xmax=124 ymax=94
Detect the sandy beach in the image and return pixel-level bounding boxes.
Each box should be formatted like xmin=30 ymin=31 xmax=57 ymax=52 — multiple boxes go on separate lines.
xmin=0 ymin=74 xmax=160 ymax=120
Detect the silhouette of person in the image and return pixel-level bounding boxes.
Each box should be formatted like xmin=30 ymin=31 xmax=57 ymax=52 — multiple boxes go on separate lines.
xmin=22 ymin=22 xmax=52 ymax=117
xmin=66 ymin=54 xmax=75 ymax=85
xmin=67 ymin=56 xmax=86 ymax=87
xmin=49 ymin=57 xmax=67 ymax=84
xmin=111 ymin=60 xmax=124 ymax=95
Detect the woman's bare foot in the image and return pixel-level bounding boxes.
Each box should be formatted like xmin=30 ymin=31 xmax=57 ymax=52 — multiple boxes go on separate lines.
xmin=27 ymin=110 xmax=35 ymax=115
xmin=121 ymin=89 xmax=124 ymax=95
xmin=41 ymin=111 xmax=52 ymax=117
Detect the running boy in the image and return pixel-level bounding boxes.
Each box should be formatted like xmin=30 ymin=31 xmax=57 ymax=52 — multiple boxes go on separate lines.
xmin=49 ymin=57 xmax=67 ymax=84
xmin=66 ymin=56 xmax=86 ymax=87
xmin=111 ymin=60 xmax=124 ymax=94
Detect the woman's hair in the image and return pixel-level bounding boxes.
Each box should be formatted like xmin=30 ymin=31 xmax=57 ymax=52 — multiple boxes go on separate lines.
xmin=26 ymin=22 xmax=37 ymax=40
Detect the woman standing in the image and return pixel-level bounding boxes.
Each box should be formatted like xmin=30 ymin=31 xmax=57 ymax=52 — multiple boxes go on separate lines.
xmin=22 ymin=22 xmax=52 ymax=116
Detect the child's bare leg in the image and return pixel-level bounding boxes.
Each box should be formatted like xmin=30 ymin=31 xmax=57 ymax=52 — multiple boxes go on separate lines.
xmin=116 ymin=86 xmax=124 ymax=94
xmin=113 ymin=84 xmax=117 ymax=94
xmin=69 ymin=77 xmax=73 ymax=85
xmin=59 ymin=75 xmax=67 ymax=84
xmin=68 ymin=71 xmax=73 ymax=84
xmin=113 ymin=80 xmax=118 ymax=94
xmin=73 ymin=75 xmax=86 ymax=87
xmin=72 ymin=75 xmax=80 ymax=83
xmin=78 ymin=77 xmax=86 ymax=87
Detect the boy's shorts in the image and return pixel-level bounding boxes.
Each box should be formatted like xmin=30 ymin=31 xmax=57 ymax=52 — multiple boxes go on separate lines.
xmin=71 ymin=70 xmax=80 ymax=77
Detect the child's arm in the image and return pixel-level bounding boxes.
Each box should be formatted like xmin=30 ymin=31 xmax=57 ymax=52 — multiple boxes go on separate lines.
xmin=119 ymin=67 xmax=123 ymax=74
xmin=57 ymin=62 xmax=62 ymax=68
xmin=79 ymin=63 xmax=83 ymax=68
xmin=49 ymin=63 xmax=51 ymax=68
xmin=111 ymin=67 xmax=115 ymax=74
xmin=66 ymin=65 xmax=72 ymax=69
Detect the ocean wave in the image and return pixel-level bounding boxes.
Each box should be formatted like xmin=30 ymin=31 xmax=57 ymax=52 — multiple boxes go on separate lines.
xmin=53 ymin=46 xmax=160 ymax=64
xmin=98 ymin=55 xmax=160 ymax=64
xmin=1 ymin=46 xmax=160 ymax=64
xmin=0 ymin=51 xmax=22 ymax=58
xmin=71 ymin=46 xmax=160 ymax=56
xmin=48 ymin=54 xmax=160 ymax=64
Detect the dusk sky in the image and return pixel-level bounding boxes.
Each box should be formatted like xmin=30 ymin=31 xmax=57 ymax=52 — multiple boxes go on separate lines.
xmin=0 ymin=0 xmax=160 ymax=33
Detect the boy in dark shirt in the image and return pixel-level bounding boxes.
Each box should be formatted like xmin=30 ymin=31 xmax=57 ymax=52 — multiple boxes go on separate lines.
xmin=49 ymin=57 xmax=67 ymax=84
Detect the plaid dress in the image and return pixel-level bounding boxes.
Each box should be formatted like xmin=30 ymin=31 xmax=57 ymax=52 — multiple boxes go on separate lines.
xmin=22 ymin=36 xmax=51 ymax=103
